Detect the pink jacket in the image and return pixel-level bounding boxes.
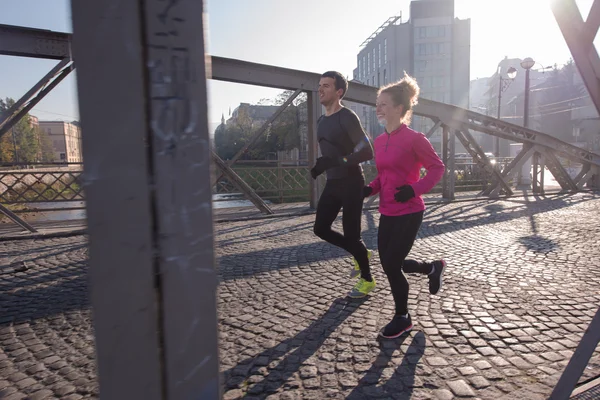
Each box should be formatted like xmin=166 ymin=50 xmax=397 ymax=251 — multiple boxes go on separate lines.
xmin=367 ymin=124 xmax=445 ymax=217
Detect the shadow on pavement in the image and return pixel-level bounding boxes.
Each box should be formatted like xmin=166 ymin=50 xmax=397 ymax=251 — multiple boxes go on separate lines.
xmin=221 ymin=297 xmax=367 ymax=396
xmin=346 ymin=331 xmax=426 ymax=399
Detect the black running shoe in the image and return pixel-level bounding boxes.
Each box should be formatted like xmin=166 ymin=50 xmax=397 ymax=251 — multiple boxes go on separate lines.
xmin=379 ymin=314 xmax=413 ymax=339
xmin=428 ymin=260 xmax=446 ymax=295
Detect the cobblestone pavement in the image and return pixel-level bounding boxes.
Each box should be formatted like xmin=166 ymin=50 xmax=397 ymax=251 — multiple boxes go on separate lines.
xmin=2 ymin=193 xmax=600 ymax=399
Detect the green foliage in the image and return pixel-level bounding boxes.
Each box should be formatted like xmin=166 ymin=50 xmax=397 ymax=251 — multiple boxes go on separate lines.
xmin=0 ymin=97 xmax=55 ymax=163
xmin=214 ymin=90 xmax=305 ymax=160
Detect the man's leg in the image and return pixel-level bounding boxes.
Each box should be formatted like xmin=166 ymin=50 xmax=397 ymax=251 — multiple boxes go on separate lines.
xmin=341 ymin=177 xmax=370 ymax=281
xmin=313 ymin=180 xmax=345 ymax=248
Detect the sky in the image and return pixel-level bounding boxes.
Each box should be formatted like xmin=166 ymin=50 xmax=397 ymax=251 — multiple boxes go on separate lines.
xmin=0 ymin=0 xmax=596 ymax=133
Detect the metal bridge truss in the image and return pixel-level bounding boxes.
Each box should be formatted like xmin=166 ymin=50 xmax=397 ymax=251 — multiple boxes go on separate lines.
xmin=1 ymin=1 xmax=600 ymax=397
xmin=1 ymin=24 xmax=599 ymax=219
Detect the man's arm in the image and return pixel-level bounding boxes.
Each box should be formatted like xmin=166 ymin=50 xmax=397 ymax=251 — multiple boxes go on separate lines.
xmin=339 ymin=109 xmax=374 ymax=166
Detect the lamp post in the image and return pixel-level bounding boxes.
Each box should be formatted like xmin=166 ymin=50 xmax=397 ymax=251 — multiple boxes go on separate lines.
xmin=495 ymin=66 xmax=518 ymax=156
xmin=517 ymin=57 xmax=536 ymax=189
xmin=520 ymin=57 xmax=535 ymax=128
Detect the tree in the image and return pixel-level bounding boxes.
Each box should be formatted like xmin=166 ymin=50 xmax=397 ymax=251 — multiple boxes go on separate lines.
xmin=0 ymin=97 xmax=59 ymax=163
xmin=214 ymin=90 xmax=306 ymax=160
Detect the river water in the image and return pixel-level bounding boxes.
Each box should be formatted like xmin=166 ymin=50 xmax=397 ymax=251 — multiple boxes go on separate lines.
xmin=19 ymin=193 xmax=261 ymax=223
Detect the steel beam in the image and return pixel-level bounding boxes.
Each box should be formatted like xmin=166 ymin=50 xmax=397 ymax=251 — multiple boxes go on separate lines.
xmin=574 ymin=164 xmax=598 ymax=188
xmin=456 ymin=129 xmax=513 ymax=196
xmin=417 ymin=102 xmax=600 ymax=168
xmin=441 ymin=125 xmax=455 ymax=200
xmin=584 ymin=1 xmax=600 ymax=46
xmin=425 ymin=119 xmax=442 ymax=139
xmin=212 ymin=152 xmax=274 ymax=215
xmin=550 ymin=307 xmax=600 ymax=400
xmin=70 ymin=0 xmax=220 ymax=398
xmin=0 ymin=58 xmax=73 ymax=138
xmin=487 ymin=144 xmax=536 ymax=197
xmin=574 ymin=163 xmax=591 ymax=187
xmin=532 ymin=151 xmax=545 ymax=195
xmin=211 ymin=88 xmax=302 ymax=186
xmin=551 ymin=0 xmax=600 ymax=116
xmin=542 ymin=149 xmax=579 ymax=191
xmin=0 ymin=203 xmax=37 ymax=233
xmin=0 ymin=24 xmax=71 ymax=59
xmin=2 ymin=24 xmax=597 ymax=170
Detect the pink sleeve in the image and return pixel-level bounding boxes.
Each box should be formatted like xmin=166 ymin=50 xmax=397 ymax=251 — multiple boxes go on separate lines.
xmin=411 ymin=134 xmax=445 ymax=196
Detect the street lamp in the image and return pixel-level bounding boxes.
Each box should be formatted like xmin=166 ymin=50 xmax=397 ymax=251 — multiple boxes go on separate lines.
xmin=495 ymin=66 xmax=518 ymax=156
xmin=520 ymin=57 xmax=535 ymax=128
xmin=515 ymin=57 xmax=537 ymax=189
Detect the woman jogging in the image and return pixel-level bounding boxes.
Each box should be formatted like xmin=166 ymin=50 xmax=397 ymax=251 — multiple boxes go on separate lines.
xmin=364 ymin=73 xmax=446 ymax=339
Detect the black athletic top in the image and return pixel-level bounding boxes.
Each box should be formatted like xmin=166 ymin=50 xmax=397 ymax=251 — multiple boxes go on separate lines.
xmin=317 ymin=107 xmax=373 ymax=180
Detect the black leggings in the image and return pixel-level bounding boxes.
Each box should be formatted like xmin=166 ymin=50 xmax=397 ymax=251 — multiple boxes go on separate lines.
xmin=313 ymin=176 xmax=370 ymax=280
xmin=378 ymin=211 xmax=432 ymax=315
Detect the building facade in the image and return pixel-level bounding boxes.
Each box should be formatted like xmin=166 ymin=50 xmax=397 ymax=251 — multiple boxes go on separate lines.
xmin=38 ymin=121 xmax=83 ymax=163
xmin=351 ymin=0 xmax=471 ymax=151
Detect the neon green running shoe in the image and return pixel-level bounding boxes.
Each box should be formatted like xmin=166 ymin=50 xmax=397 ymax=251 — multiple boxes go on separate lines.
xmin=351 ymin=249 xmax=373 ymax=279
xmin=347 ymin=277 xmax=376 ymax=298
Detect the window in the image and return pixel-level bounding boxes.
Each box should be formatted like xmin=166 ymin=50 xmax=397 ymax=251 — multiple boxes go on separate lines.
xmin=384 ymin=38 xmax=387 ymax=64
xmin=372 ymin=48 xmax=376 ymax=71
xmin=367 ymin=53 xmax=370 ymax=74
xmin=378 ymin=43 xmax=381 ymax=67
xmin=383 ymin=69 xmax=387 ymax=85
xmin=377 ymin=72 xmax=380 ymax=87
xmin=363 ymin=57 xmax=366 ymax=79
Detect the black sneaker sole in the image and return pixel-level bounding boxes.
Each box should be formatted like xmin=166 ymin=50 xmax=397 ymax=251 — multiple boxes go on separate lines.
xmin=430 ymin=260 xmax=446 ymax=295
xmin=379 ymin=323 xmax=413 ymax=339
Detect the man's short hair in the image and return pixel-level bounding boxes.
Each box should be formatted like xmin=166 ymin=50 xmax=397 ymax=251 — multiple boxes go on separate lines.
xmin=321 ymin=71 xmax=348 ymax=99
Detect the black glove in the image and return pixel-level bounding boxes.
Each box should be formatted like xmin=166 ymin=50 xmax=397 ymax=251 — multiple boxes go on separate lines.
xmin=394 ymin=185 xmax=415 ymax=203
xmin=363 ymin=186 xmax=373 ymax=198
xmin=310 ymin=156 xmax=340 ymax=179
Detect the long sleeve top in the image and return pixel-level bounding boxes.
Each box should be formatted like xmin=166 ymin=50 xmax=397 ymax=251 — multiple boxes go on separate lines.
xmin=367 ymin=124 xmax=445 ymax=216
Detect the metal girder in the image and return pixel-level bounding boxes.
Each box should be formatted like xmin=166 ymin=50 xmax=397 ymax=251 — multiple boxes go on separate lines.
xmin=574 ymin=164 xmax=598 ymax=188
xmin=210 ymin=56 xmax=377 ymax=106
xmin=485 ymin=144 xmax=537 ymax=197
xmin=541 ymin=149 xmax=579 ymax=191
xmin=0 ymin=203 xmax=37 ymax=233
xmin=70 ymin=0 xmax=220 ymax=398
xmin=455 ymin=129 xmax=513 ymax=196
xmin=441 ymin=125 xmax=455 ymax=200
xmin=425 ymin=119 xmax=442 ymax=139
xmin=416 ymin=101 xmax=600 ymax=168
xmin=2 ymin=24 xmax=597 ymax=170
xmin=584 ymin=1 xmax=600 ymax=45
xmin=0 ymin=24 xmax=71 ymax=59
xmin=574 ymin=163 xmax=592 ymax=187
xmin=0 ymin=58 xmax=73 ymax=138
xmin=549 ymin=307 xmax=600 ymax=400
xmin=532 ymin=151 xmax=545 ymax=195
xmin=551 ymin=0 xmax=600 ymax=116
xmin=212 ymin=152 xmax=274 ymax=215
xmin=211 ymin=88 xmax=302 ymax=186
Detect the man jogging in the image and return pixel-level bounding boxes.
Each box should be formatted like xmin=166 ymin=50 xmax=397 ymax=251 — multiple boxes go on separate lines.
xmin=310 ymin=71 xmax=375 ymax=298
